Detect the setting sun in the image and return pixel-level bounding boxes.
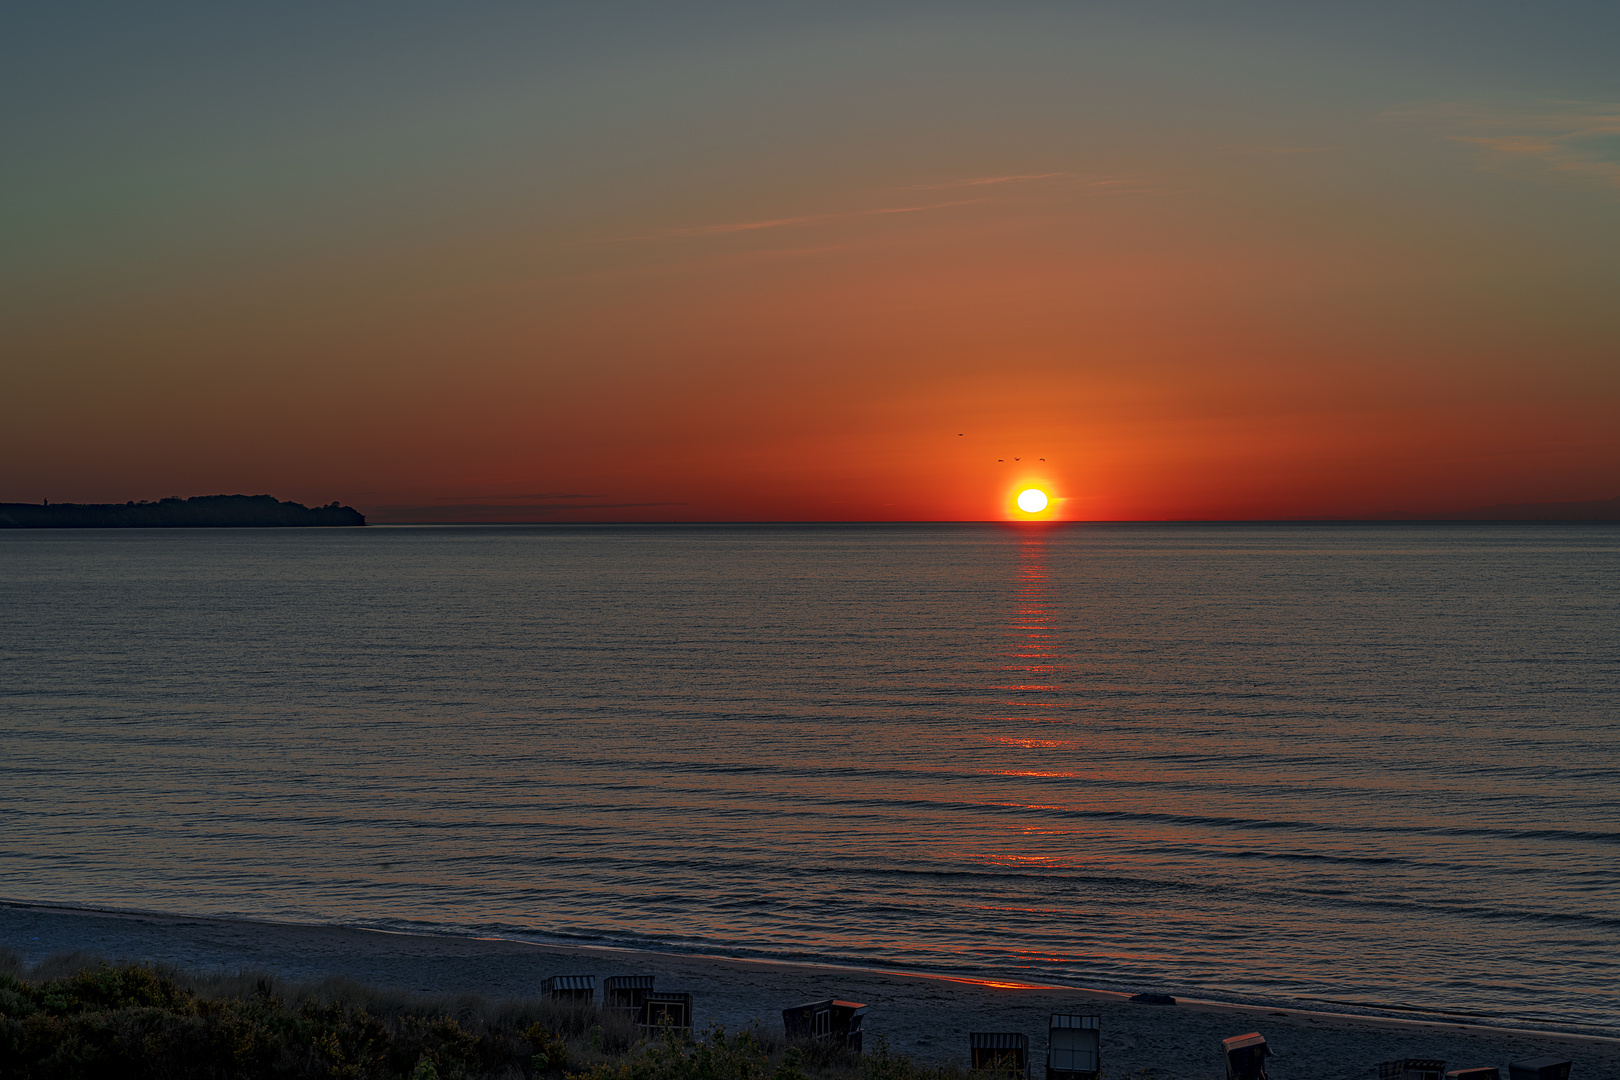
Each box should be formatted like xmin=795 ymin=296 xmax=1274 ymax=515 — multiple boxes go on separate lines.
xmin=1016 ymin=489 xmax=1049 ymax=514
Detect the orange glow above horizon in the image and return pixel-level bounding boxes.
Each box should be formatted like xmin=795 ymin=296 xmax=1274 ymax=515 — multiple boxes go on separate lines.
xmin=1 ymin=7 xmax=1616 ymax=520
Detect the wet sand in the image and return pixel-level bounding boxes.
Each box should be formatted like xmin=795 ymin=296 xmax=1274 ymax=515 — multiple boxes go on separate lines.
xmin=3 ymin=902 xmax=1615 ymax=1080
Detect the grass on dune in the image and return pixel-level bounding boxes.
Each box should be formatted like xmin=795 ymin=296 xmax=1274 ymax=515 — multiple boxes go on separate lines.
xmin=0 ymin=949 xmax=1041 ymax=1080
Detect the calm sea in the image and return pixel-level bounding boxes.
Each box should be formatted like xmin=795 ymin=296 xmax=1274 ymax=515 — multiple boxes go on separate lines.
xmin=2 ymin=525 xmax=1617 ymax=1033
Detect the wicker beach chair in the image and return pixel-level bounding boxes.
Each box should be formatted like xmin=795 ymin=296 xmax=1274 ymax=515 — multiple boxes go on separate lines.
xmin=640 ymin=991 xmax=693 ymax=1033
xmin=1222 ymin=1032 xmax=1271 ymax=1080
xmin=1044 ymin=1014 xmax=1099 ymax=1080
xmin=541 ymin=975 xmax=595 ymax=1003
xmin=970 ymin=1032 xmax=1029 ymax=1076
xmin=1378 ymin=1061 xmax=1446 ymax=1080
xmin=782 ymin=998 xmax=868 ymax=1052
xmin=604 ymin=975 xmax=655 ymax=1018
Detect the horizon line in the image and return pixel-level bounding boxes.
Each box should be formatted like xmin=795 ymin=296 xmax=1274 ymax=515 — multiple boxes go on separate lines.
xmin=365 ymin=517 xmax=1620 ymax=526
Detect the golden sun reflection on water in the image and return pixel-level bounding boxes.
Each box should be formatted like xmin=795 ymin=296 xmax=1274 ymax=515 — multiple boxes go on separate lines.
xmin=985 ymin=770 xmax=1083 ymax=779
xmin=985 ymin=737 xmax=1063 ymax=749
xmin=969 ymin=529 xmax=1097 ymax=864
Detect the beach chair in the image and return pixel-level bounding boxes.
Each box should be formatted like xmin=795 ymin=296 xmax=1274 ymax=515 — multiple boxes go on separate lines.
xmin=782 ymin=998 xmax=869 ymax=1052
xmin=1378 ymin=1061 xmax=1446 ymax=1080
xmin=604 ymin=975 xmax=655 ymax=1018
xmin=970 ymin=1032 xmax=1029 ymax=1076
xmin=1508 ymin=1059 xmax=1571 ymax=1080
xmin=1446 ymin=1069 xmax=1501 ymax=1080
xmin=1221 ymin=1032 xmax=1270 ymax=1080
xmin=541 ymin=975 xmax=595 ymax=1003
xmin=640 ymin=991 xmax=694 ymax=1034
xmin=1044 ymin=1014 xmax=1100 ymax=1080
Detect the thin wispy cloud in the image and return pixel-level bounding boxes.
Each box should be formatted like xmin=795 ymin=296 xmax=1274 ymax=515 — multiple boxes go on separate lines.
xmin=610 ymin=198 xmax=986 ymax=243
xmin=606 ymin=171 xmax=1167 ymax=247
xmin=1076 ymin=176 xmax=1171 ymax=193
xmin=1390 ymin=100 xmax=1620 ymax=189
xmin=919 ymin=172 xmax=1072 ymax=189
xmin=910 ymin=171 xmax=1165 ymax=191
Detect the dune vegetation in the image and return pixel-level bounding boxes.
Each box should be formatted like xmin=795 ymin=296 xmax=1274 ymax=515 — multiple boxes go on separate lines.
xmin=0 ymin=951 xmax=998 ymax=1080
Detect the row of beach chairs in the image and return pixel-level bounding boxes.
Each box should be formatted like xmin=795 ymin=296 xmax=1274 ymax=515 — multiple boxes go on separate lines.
xmin=541 ymin=978 xmax=1573 ymax=1080
xmin=1376 ymin=1059 xmax=1572 ymax=1080
xmin=542 ymin=975 xmax=868 ymax=1050
xmin=542 ymin=974 xmax=694 ymax=1031
xmin=989 ymin=1026 xmax=1571 ymax=1080
xmin=978 ymin=1025 xmax=1570 ymax=1080
xmin=939 ymin=1020 xmax=1571 ymax=1080
xmin=968 ymin=1015 xmax=1101 ymax=1079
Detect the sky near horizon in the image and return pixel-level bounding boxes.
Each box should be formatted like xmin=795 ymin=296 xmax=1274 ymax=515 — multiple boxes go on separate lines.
xmin=3 ymin=2 xmax=1617 ymax=521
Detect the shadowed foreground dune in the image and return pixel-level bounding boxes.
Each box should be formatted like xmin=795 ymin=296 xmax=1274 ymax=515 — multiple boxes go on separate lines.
xmin=3 ymin=905 xmax=1615 ymax=1080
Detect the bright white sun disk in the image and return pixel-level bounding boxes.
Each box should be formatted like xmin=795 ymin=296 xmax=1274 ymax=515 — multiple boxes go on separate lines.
xmin=1017 ymin=488 xmax=1048 ymax=513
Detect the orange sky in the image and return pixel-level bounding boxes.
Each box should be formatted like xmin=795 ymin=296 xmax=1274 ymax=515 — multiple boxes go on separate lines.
xmin=3 ymin=4 xmax=1617 ymax=520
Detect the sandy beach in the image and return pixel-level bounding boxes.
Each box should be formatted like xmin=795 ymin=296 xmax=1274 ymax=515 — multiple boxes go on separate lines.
xmin=3 ymin=902 xmax=1614 ymax=1080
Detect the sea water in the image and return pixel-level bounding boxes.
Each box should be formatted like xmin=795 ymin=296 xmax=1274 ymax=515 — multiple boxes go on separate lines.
xmin=2 ymin=524 xmax=1616 ymax=1033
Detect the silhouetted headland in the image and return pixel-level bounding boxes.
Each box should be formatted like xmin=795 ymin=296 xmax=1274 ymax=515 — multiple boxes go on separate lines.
xmin=0 ymin=494 xmax=365 ymax=528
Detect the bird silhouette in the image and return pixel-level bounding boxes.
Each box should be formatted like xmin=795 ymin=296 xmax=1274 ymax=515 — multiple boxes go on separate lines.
xmin=1015 ymin=457 xmax=1020 ymax=461
xmin=1039 ymin=458 xmax=1045 ymax=461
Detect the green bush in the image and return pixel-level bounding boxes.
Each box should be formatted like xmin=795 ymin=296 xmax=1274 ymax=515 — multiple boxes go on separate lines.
xmin=0 ymin=958 xmax=1056 ymax=1080
xmin=567 ymin=1023 xmax=815 ymax=1080
xmin=860 ymin=1039 xmax=964 ymax=1080
xmin=3 ymin=959 xmax=974 ymax=1080
xmin=0 ymin=960 xmax=593 ymax=1079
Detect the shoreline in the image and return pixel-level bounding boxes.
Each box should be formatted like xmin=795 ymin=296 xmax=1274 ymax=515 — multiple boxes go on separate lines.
xmin=543 ymin=948 xmax=1620 ymax=1049
xmin=5 ymin=901 xmax=1616 ymax=1080
xmin=9 ymin=898 xmax=1614 ymax=1044
xmin=10 ymin=899 xmax=1618 ymax=1044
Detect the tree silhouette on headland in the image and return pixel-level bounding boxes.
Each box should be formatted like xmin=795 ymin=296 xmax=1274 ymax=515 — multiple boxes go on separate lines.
xmin=0 ymin=494 xmax=365 ymax=528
